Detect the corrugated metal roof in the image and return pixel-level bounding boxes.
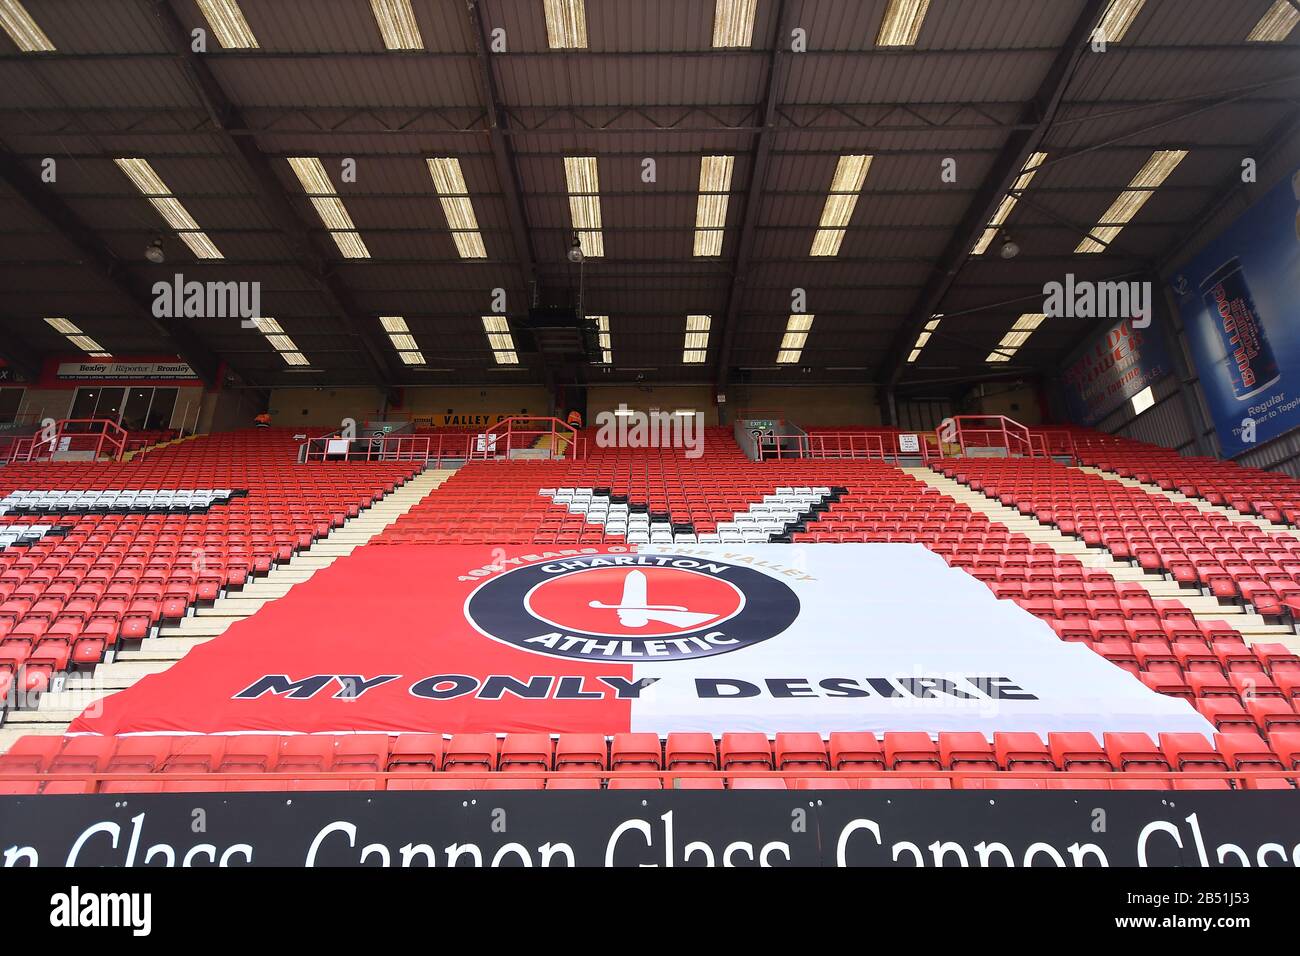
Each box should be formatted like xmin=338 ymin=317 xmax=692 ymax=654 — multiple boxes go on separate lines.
xmin=0 ymin=0 xmax=1294 ymax=390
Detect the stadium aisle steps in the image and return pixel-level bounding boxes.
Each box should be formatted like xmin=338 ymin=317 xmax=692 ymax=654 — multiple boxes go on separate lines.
xmin=904 ymin=467 xmax=1297 ymax=651
xmin=0 ymin=469 xmax=456 ymax=752
xmin=122 ymin=432 xmax=198 ymax=462
xmin=1074 ymin=466 xmax=1284 ymax=533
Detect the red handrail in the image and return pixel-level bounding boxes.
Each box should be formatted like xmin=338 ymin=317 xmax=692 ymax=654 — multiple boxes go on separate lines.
xmin=948 ymin=415 xmax=1036 ymax=459
xmin=469 ymin=417 xmax=584 ymax=461
xmin=761 ymin=431 xmax=943 ymax=463
xmin=298 ymin=430 xmax=478 ymax=467
xmin=1029 ymin=429 xmax=1078 ymax=463
xmin=12 ymin=419 xmax=127 ymax=462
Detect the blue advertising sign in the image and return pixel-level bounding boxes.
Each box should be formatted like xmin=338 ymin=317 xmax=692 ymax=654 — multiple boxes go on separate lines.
xmin=1061 ymin=316 xmax=1171 ymax=426
xmin=1171 ymin=168 xmax=1300 ymax=457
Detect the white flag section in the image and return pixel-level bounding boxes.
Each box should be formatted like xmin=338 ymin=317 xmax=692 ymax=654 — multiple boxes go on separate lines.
xmin=625 ymin=544 xmax=1215 ymax=738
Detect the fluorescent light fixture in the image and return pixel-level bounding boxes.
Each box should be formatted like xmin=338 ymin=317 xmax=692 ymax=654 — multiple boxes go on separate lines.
xmin=1130 ymin=385 xmax=1156 ymax=415
xmin=287 ymin=157 xmax=371 ymax=259
xmin=196 ymin=0 xmax=259 ymax=49
xmin=908 ymin=315 xmax=942 ymax=363
xmin=1095 ymin=0 xmax=1146 ymax=44
xmin=811 ymin=155 xmax=872 ymax=256
xmin=482 ymin=315 xmax=519 ymax=364
xmin=427 ymin=157 xmax=487 ymax=258
xmin=971 ymin=152 xmax=1047 ymax=255
xmin=46 ymin=319 xmax=110 ymax=356
xmin=776 ymin=314 xmax=814 ymax=363
xmin=1076 ymin=149 xmax=1187 ymax=253
xmin=378 ymin=316 xmax=424 ymax=365
xmin=1010 ymin=313 xmax=1046 ymax=331
xmin=544 ymin=0 xmax=587 ymax=49
xmin=683 ymin=314 xmax=711 ymax=363
xmin=564 ymin=156 xmax=604 ymax=258
xmin=592 ymin=315 xmax=612 ymax=364
xmin=246 ymin=314 xmax=309 ymax=366
xmin=876 ymin=0 xmax=931 ymax=46
xmin=250 ymin=317 xmax=284 ymax=334
xmin=986 ymin=312 xmax=1045 ymax=363
xmin=114 ymin=158 xmax=223 ymax=260
xmin=712 ymin=0 xmax=757 ymax=48
xmin=0 ymin=0 xmax=54 ymax=51
xmin=370 ymin=0 xmax=423 ymax=50
xmin=44 ymin=317 xmax=79 ymax=335
xmin=1247 ymin=0 xmax=1299 ymax=41
xmin=693 ymin=155 xmax=734 ymax=257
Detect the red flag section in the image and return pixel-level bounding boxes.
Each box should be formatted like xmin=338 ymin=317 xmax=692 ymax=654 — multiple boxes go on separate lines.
xmin=70 ymin=546 xmax=637 ymax=737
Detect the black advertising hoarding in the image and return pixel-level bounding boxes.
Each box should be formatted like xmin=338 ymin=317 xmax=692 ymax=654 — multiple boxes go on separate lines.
xmin=0 ymin=791 xmax=1297 ymax=867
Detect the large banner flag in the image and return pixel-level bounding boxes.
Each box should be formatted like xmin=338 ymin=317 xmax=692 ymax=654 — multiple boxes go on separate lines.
xmin=70 ymin=544 xmax=1213 ymax=738
xmin=1060 ymin=315 xmax=1171 ymax=426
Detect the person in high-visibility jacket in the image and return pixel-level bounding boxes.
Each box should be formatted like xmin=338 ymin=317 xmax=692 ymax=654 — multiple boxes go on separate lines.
xmin=253 ymin=411 xmax=272 ymax=428
xmin=566 ymin=409 xmax=584 ymax=429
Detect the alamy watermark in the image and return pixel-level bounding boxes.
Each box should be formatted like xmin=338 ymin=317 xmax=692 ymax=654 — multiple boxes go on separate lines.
xmin=1042 ymin=273 xmax=1151 ymax=328
xmin=594 ymin=404 xmax=703 ymax=459
xmin=152 ymin=274 xmax=261 ymax=328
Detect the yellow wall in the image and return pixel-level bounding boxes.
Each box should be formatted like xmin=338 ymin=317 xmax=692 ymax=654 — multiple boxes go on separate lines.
xmin=398 ymin=386 xmax=550 ymax=425
xmin=266 ymin=385 xmax=551 ymax=429
xmin=267 ymin=387 xmax=383 ymax=428
xmin=966 ymin=384 xmax=1043 ymax=425
xmin=727 ymin=385 xmax=881 ymax=426
xmin=586 ymin=385 xmax=719 ymax=425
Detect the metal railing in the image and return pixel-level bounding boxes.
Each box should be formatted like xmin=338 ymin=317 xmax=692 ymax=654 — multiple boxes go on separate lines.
xmin=947 ymin=415 xmax=1037 ymax=459
xmin=1029 ymin=429 xmax=1078 ymax=462
xmin=759 ymin=431 xmax=944 ymax=463
xmin=299 ymin=432 xmax=467 ymax=465
xmin=7 ymin=418 xmax=127 ymax=462
xmin=468 ymin=416 xmax=585 ymax=461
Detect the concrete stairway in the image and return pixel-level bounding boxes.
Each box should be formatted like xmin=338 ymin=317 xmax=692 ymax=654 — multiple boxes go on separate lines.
xmin=124 ymin=431 xmax=203 ymax=462
xmin=902 ymin=467 xmax=1299 ymax=654
xmin=0 ymin=468 xmax=455 ymax=750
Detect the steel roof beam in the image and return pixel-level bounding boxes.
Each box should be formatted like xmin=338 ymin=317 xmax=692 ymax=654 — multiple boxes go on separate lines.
xmin=712 ymin=0 xmax=794 ymax=392
xmin=151 ymin=0 xmax=399 ymax=398
xmin=467 ymin=0 xmax=538 ymax=298
xmin=877 ymin=0 xmax=1110 ymax=394
xmin=0 ymin=152 xmax=223 ymax=386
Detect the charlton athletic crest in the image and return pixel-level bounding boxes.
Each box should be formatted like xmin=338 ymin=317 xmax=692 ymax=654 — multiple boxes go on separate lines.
xmin=465 ymin=553 xmax=801 ymax=661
